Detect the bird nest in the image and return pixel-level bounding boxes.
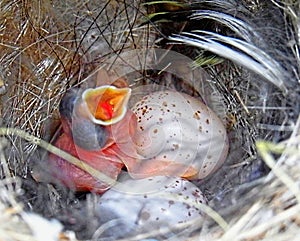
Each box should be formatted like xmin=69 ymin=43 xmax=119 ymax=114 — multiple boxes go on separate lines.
xmin=0 ymin=0 xmax=299 ymax=240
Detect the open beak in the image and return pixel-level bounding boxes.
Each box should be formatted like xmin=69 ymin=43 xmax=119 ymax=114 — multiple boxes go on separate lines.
xmin=81 ymin=85 xmax=131 ymax=126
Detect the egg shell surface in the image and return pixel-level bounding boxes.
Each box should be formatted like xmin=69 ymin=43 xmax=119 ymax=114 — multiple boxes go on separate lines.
xmin=96 ymin=175 xmax=207 ymax=239
xmin=131 ymin=90 xmax=229 ymax=179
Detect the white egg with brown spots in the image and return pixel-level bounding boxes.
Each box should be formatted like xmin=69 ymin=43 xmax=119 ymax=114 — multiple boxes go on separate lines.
xmin=96 ymin=175 xmax=207 ymax=239
xmin=131 ymin=90 xmax=229 ymax=179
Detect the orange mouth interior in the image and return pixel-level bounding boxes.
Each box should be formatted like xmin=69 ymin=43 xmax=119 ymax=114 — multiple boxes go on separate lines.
xmin=83 ymin=86 xmax=131 ymax=123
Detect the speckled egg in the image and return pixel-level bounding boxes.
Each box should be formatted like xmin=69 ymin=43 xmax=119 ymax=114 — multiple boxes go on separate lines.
xmin=131 ymin=90 xmax=229 ymax=179
xmin=96 ymin=175 xmax=207 ymax=239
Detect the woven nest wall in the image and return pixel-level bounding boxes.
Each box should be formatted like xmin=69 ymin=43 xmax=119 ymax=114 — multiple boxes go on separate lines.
xmin=0 ymin=0 xmax=299 ymax=240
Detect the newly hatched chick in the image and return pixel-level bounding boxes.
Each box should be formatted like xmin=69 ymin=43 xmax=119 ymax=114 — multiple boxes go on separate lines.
xmin=46 ymin=85 xmax=136 ymax=193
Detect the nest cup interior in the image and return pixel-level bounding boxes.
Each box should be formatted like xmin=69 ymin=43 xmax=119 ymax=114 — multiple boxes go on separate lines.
xmin=0 ymin=1 xmax=299 ymax=240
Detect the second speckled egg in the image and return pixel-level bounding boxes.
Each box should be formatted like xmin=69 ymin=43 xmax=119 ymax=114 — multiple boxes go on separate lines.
xmin=96 ymin=175 xmax=207 ymax=239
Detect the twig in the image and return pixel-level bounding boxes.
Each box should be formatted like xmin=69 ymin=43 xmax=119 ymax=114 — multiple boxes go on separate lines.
xmin=0 ymin=128 xmax=116 ymax=187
